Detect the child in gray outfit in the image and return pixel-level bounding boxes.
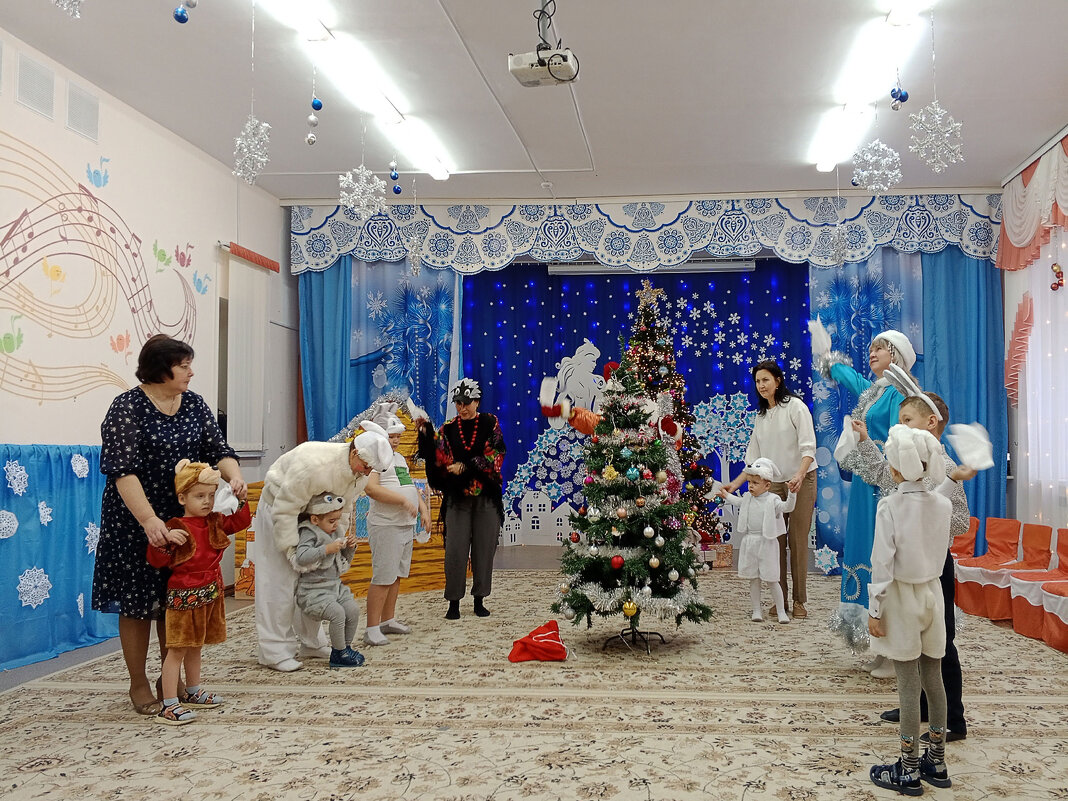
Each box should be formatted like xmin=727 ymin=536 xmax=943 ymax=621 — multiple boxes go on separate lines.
xmin=294 ymin=492 xmax=364 ymax=668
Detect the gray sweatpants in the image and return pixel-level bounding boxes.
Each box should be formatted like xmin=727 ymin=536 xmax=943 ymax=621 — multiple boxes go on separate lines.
xmin=444 ymin=495 xmax=499 ymax=601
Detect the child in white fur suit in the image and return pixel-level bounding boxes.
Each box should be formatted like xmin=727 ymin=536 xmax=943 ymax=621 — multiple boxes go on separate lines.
xmin=718 ymin=457 xmax=796 ymax=624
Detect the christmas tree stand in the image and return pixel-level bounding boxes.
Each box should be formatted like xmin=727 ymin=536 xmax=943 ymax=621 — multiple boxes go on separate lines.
xmin=603 ymin=626 xmax=666 ymax=655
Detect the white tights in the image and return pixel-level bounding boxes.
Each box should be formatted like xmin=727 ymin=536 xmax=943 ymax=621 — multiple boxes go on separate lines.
xmin=750 ymin=578 xmax=789 ymax=622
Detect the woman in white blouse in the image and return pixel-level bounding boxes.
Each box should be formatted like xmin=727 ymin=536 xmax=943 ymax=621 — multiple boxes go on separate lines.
xmin=721 ymin=360 xmax=817 ymax=618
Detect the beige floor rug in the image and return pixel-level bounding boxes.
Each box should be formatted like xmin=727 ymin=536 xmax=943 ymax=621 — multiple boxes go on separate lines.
xmin=2 ymin=570 xmax=1065 ymax=801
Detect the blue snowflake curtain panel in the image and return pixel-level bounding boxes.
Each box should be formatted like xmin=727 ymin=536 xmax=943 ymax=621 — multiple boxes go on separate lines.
xmin=807 ymin=247 xmax=923 ymax=560
xmin=351 ymin=260 xmax=460 ymax=423
xmin=0 ymin=444 xmax=117 ymax=670
xmin=461 ymin=261 xmax=811 ymax=530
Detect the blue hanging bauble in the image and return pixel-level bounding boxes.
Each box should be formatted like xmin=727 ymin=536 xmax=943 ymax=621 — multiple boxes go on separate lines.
xmin=723 ymin=532 xmax=731 ymax=542
xmin=620 ymin=447 xmax=633 ymax=459
xmin=890 ymin=87 xmax=900 ymax=100
xmin=656 ymin=338 xmax=667 ymax=346
xmin=898 ymin=89 xmax=909 ymax=103
xmin=393 ymin=185 xmax=402 ymax=194
xmin=311 ymin=97 xmax=323 ymax=111
xmin=658 ymin=365 xmax=669 ymax=376
xmin=173 ymin=6 xmax=189 ymax=22
xmin=626 ymin=467 xmax=640 ymax=481
xmin=390 ymin=170 xmax=399 ymax=181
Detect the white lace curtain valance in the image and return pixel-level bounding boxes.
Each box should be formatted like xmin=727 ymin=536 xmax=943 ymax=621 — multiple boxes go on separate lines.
xmin=998 ymin=135 xmax=1068 ymax=272
xmin=290 ymin=193 xmax=1001 ymax=275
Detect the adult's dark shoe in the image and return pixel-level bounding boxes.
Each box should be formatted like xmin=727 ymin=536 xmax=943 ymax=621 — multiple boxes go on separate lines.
xmin=473 ymin=597 xmax=491 ymax=617
xmin=445 ymin=600 xmax=461 ymax=620
xmin=880 ymin=708 xmax=900 ymax=723
xmin=921 ymin=730 xmax=966 ymax=744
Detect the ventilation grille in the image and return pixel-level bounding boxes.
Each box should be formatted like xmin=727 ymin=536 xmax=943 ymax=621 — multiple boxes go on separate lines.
xmin=67 ymin=82 xmax=99 ymax=141
xmin=17 ymin=53 xmax=55 ymax=119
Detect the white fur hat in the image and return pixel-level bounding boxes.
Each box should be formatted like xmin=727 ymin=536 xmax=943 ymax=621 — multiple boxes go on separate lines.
xmin=305 ymin=491 xmax=345 ymax=515
xmin=352 ymin=423 xmax=393 ymax=472
xmin=884 ymin=424 xmax=945 ymax=484
xmin=873 ymin=330 xmax=917 ymax=371
xmin=744 ymin=457 xmax=778 ymax=482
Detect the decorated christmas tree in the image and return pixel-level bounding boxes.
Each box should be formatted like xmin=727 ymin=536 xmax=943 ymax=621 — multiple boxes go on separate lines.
xmin=553 ymin=281 xmax=713 ymax=633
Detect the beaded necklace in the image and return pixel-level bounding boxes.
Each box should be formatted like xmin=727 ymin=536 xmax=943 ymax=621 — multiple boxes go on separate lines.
xmin=457 ymin=416 xmax=480 ymax=452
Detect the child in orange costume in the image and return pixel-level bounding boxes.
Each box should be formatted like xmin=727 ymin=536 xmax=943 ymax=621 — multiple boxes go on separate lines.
xmin=147 ymin=459 xmax=250 ymax=725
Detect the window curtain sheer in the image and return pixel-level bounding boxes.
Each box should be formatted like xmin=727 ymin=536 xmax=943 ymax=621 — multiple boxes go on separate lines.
xmin=226 ymin=255 xmax=269 ymax=451
xmin=0 ymin=444 xmax=117 ymax=670
xmin=921 ymin=246 xmax=1009 ymax=553
xmin=1015 ymin=228 xmax=1068 ymax=533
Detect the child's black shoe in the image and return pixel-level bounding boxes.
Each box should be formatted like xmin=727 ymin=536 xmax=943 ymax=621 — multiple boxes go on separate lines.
xmin=918 ymin=753 xmax=951 ymax=788
xmin=870 ymin=759 xmax=923 ymax=796
xmin=329 ymin=647 xmax=366 ymax=668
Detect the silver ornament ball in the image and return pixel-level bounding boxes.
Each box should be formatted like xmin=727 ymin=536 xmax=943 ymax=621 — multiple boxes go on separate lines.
xmin=588 ymin=545 xmax=599 ymax=556
xmin=307 ymin=114 xmax=319 ymax=128
xmin=562 ymin=606 xmax=575 ymax=620
xmin=654 ymin=536 xmax=665 ymax=548
xmin=668 ymin=569 xmax=680 ymax=581
xmin=643 ymin=526 xmax=655 ymax=539
xmin=184 ymin=0 xmax=198 ymax=7
xmin=305 ymin=132 xmax=317 ymax=146
xmin=642 ymin=586 xmax=652 ymax=596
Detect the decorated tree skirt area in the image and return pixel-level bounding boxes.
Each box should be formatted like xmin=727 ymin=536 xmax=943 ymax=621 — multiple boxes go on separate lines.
xmin=3 ymin=571 xmax=1064 ymax=800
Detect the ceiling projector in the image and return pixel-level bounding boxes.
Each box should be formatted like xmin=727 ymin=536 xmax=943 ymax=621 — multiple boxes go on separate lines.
xmin=508 ymin=47 xmax=578 ymax=87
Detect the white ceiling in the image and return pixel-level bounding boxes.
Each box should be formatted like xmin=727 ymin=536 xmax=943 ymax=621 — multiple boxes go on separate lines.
xmin=3 ymin=0 xmax=1067 ymax=204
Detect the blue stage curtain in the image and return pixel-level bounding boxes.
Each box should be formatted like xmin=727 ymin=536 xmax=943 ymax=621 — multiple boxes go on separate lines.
xmin=0 ymin=444 xmax=117 ymax=670
xmin=299 ymin=255 xmax=354 ymax=441
xmin=921 ymin=247 xmax=1008 ymax=552
xmin=462 ymin=261 xmax=812 ymax=518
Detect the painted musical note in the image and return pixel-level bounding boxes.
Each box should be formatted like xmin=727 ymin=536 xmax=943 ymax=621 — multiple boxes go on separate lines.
xmin=1 ymin=210 xmax=36 ymax=269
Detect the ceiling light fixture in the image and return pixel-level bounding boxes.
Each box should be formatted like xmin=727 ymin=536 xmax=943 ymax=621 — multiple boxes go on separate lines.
xmin=811 ymin=104 xmax=874 ymax=172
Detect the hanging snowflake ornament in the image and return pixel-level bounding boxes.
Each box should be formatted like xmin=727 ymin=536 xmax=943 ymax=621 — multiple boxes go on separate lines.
xmin=339 ymin=164 xmax=388 ymax=220
xmin=814 ymin=544 xmax=840 ymax=575
xmin=233 ymin=114 xmax=272 ymax=185
xmin=52 ymin=0 xmax=84 ymax=18
xmin=908 ymin=99 xmax=964 ymax=173
xmin=403 ymin=230 xmax=424 ymax=276
xmin=851 ymin=139 xmax=903 ymax=194
xmin=829 ymin=224 xmax=848 ymax=266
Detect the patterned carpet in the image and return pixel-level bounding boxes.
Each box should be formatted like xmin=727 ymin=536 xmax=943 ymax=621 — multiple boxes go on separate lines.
xmin=2 ymin=569 xmax=1065 ymax=801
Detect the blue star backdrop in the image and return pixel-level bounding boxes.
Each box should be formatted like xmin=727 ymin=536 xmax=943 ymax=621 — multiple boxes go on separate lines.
xmin=460 ymin=260 xmax=811 ymax=521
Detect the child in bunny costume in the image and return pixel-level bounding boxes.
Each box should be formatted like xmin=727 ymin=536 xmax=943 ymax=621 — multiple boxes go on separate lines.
xmin=868 ymin=424 xmax=953 ymax=795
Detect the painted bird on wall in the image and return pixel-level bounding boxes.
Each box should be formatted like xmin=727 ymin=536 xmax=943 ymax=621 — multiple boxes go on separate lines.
xmin=41 ymin=258 xmax=66 ymax=295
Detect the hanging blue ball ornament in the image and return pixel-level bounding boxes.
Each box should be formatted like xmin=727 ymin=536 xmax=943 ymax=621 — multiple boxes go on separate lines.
xmin=311 ymin=97 xmax=323 ymax=111
xmin=890 ymin=87 xmax=901 ymax=100
xmin=393 ymin=185 xmax=402 ymax=194
xmin=851 ymin=177 xmax=860 ymax=187
xmin=898 ymin=89 xmax=909 ymax=103
xmin=173 ymin=6 xmax=189 ymax=22
xmin=390 ymin=170 xmax=399 ymax=181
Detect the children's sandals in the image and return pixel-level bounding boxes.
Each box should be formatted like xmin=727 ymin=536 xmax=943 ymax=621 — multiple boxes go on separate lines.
xmin=155 ymin=702 xmax=197 ymax=726
xmin=180 ymin=688 xmax=224 ymax=708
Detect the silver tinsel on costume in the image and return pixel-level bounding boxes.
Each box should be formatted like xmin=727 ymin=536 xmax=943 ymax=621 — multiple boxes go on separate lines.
xmin=233 ymin=114 xmax=271 ymax=185
xmin=52 ymin=0 xmax=83 ymax=17
xmin=908 ymin=99 xmax=964 ymax=173
xmin=852 ymin=139 xmax=903 ymax=194
xmin=813 ymin=350 xmax=852 ymax=381
xmin=339 ymin=164 xmax=388 ymax=221
xmin=828 ymin=604 xmax=870 ymax=652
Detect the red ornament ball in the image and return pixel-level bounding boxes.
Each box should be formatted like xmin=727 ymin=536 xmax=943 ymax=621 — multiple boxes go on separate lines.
xmin=611 ymin=555 xmax=625 ymax=569
xmin=578 ymin=506 xmax=587 ymax=516
xmin=569 ymin=531 xmax=581 ymax=543
xmin=592 ymin=435 xmax=599 ymax=444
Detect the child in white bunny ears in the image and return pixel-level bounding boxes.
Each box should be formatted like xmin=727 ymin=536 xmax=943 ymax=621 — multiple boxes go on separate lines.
xmin=868 ymin=424 xmax=954 ymax=796
xmin=717 ymin=457 xmax=796 ymax=624
xmin=363 ymin=411 xmax=431 ymax=646
xmin=293 ymin=491 xmax=365 ymax=668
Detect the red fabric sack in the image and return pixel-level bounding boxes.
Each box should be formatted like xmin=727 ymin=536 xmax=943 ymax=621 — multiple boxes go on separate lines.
xmin=508 ymin=620 xmax=569 ymax=662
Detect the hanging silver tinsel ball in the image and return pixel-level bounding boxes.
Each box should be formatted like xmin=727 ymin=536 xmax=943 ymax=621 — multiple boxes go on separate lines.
xmin=829 ymin=224 xmax=848 ymax=265
xmin=233 ymin=114 xmax=271 ymax=185
xmin=851 ymin=138 xmax=902 ymax=194
xmin=908 ymin=99 xmax=964 ymax=174
xmin=338 ymin=164 xmax=388 ymax=220
xmin=307 ymin=114 xmax=319 ymax=128
xmin=305 ymin=132 xmax=317 ymax=146
xmin=890 ymin=99 xmax=902 ymax=111
xmin=52 ymin=0 xmax=83 ymax=18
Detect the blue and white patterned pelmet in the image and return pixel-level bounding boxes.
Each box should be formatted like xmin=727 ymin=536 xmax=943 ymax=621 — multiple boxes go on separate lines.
xmin=290 ymin=193 xmax=1001 ymax=274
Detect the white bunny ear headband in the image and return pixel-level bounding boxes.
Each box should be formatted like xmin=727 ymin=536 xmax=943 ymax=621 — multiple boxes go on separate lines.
xmin=884 ymin=364 xmax=943 ymax=422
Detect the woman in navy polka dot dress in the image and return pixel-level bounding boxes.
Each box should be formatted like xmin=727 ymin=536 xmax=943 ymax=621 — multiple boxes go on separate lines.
xmin=92 ymin=335 xmax=246 ymax=716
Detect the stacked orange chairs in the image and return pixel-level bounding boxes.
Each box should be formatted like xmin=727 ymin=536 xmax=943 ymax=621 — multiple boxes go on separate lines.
xmin=976 ymin=523 xmax=1053 ymax=620
xmin=950 ymin=516 xmax=979 ymax=560
xmin=953 ymin=518 xmax=1022 ymax=617
xmin=1010 ymin=529 xmax=1068 ymax=640
xmin=1039 ymin=580 xmax=1068 ymax=653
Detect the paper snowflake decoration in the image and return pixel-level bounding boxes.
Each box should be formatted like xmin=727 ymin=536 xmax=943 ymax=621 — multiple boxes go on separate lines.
xmin=5 ymin=459 xmax=28 ymax=496
xmin=908 ymin=99 xmax=964 ymax=173
xmin=77 ymin=592 xmax=85 ymax=618
xmin=814 ymin=544 xmax=840 ymax=575
xmin=339 ymin=164 xmax=388 ymax=221
xmin=852 ymin=139 xmax=902 ymax=194
xmin=829 ymin=224 xmax=848 ymax=265
xmin=84 ymin=521 xmax=100 ymax=554
xmin=0 ymin=509 xmax=17 ymax=539
xmin=17 ymin=566 xmax=52 ymax=609
xmin=52 ymin=0 xmax=83 ymax=17
xmin=38 ymin=501 xmax=53 ymax=527
xmin=233 ymin=114 xmax=272 ymax=185
xmin=70 ymin=453 xmax=89 ymax=478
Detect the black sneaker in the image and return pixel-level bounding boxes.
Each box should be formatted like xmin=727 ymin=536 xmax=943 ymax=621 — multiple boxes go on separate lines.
xmin=870 ymin=759 xmax=923 ymax=796
xmin=920 ymin=730 xmax=966 ymax=744
xmin=880 ymin=708 xmax=901 ymax=723
xmin=918 ymin=753 xmax=952 ymax=788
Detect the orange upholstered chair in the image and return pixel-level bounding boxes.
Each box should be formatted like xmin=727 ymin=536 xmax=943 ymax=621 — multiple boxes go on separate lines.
xmin=950 ymin=517 xmax=979 ymax=560
xmin=1040 ymin=580 xmax=1068 ymax=654
xmin=972 ymin=523 xmax=1054 ymax=621
xmin=954 ymin=518 xmax=1022 ymax=617
xmin=1011 ymin=529 xmax=1068 ymax=639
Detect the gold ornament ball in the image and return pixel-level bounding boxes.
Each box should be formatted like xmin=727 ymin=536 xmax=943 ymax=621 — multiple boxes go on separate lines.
xmin=616 ymin=506 xmax=628 ymax=519
xmin=559 ymin=583 xmax=570 ymax=594
xmin=635 ymin=497 xmax=646 ymax=508
xmin=656 ymin=470 xmax=668 ymax=484
xmin=622 ymin=600 xmax=638 ymax=617
xmin=648 ymin=556 xmax=660 ymax=568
